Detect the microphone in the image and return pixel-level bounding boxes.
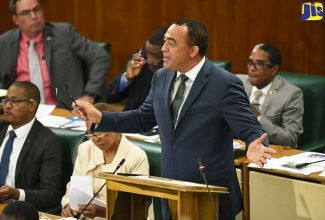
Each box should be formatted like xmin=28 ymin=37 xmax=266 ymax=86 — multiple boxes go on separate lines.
xmin=76 ymin=159 xmax=126 ymax=219
xmin=197 ymin=158 xmax=218 ymax=220
xmin=291 ymin=159 xmax=325 ymax=169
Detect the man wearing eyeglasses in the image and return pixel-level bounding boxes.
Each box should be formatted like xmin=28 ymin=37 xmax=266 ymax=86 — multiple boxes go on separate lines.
xmin=0 ymin=0 xmax=110 ymax=107
xmin=0 ymin=81 xmax=63 ymax=211
xmin=105 ymin=27 xmax=168 ymax=111
xmin=237 ymin=43 xmax=303 ymax=148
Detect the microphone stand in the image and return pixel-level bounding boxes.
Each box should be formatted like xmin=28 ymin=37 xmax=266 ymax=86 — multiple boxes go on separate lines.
xmin=198 ymin=158 xmax=218 ymax=220
xmin=76 ymin=159 xmax=125 ymax=219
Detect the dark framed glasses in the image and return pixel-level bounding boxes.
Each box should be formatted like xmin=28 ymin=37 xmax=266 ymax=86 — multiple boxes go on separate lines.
xmin=245 ymin=60 xmax=274 ymax=70
xmin=55 ymin=84 xmax=79 ymax=113
xmin=1 ymin=98 xmax=34 ymax=106
xmin=85 ymin=132 xmax=106 ymax=140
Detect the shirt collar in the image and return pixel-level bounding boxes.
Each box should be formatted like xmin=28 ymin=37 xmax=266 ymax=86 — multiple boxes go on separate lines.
xmin=251 ymin=82 xmax=272 ymax=96
xmin=21 ymin=31 xmax=44 ymax=46
xmin=176 ymin=56 xmax=206 ymax=82
xmin=7 ymin=117 xmax=36 ymax=139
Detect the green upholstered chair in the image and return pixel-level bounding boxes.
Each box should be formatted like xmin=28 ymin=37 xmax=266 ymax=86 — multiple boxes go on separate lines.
xmin=211 ymin=60 xmax=232 ymax=72
xmin=278 ymin=72 xmax=325 ymax=152
xmin=44 ymin=128 xmax=86 ymax=214
xmin=127 ymin=138 xmax=163 ymax=220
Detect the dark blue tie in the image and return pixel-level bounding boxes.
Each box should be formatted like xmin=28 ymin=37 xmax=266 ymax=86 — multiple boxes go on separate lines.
xmin=0 ymin=130 xmax=16 ymax=185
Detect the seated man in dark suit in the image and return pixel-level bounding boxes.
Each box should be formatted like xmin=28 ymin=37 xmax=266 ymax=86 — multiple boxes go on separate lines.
xmin=105 ymin=27 xmax=168 ymax=111
xmin=238 ymin=43 xmax=303 ymax=148
xmin=0 ymin=81 xmax=63 ymax=211
xmin=0 ymin=0 xmax=110 ymax=106
xmin=0 ymin=201 xmax=39 ymax=220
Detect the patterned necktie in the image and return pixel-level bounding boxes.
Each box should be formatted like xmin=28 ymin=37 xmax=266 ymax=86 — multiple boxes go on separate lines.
xmin=28 ymin=40 xmax=45 ymax=103
xmin=251 ymin=90 xmax=263 ymax=106
xmin=0 ymin=130 xmax=16 ymax=185
xmin=171 ymin=74 xmax=189 ymax=127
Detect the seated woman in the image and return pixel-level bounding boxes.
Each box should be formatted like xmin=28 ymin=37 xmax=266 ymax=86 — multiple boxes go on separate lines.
xmin=61 ymin=103 xmax=150 ymax=219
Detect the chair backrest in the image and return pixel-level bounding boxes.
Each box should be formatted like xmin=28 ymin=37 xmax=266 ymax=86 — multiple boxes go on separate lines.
xmin=127 ymin=139 xmax=161 ymax=177
xmin=127 ymin=138 xmax=163 ymax=220
xmin=278 ymin=72 xmax=325 ymax=151
xmin=50 ymin=128 xmax=86 ymax=196
xmin=211 ymin=60 xmax=232 ymax=72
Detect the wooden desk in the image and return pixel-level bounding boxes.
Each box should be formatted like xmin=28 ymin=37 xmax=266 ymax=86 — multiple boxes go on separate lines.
xmin=51 ymin=107 xmax=76 ymax=118
xmin=234 ymin=144 xmax=305 ymax=220
xmin=98 ymin=173 xmax=228 ymax=220
xmin=246 ymin=146 xmax=325 ymax=220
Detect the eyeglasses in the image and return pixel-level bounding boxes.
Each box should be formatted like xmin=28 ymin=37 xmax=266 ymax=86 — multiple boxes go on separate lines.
xmin=55 ymin=84 xmax=79 ymax=113
xmin=246 ymin=60 xmax=274 ymax=70
xmin=1 ymin=98 xmax=34 ymax=106
xmin=16 ymin=6 xmax=42 ymax=18
xmin=85 ymin=132 xmax=106 ymax=140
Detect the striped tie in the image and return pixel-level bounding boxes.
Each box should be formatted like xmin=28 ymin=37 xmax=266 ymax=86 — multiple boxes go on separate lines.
xmin=28 ymin=40 xmax=45 ymax=103
xmin=251 ymin=90 xmax=263 ymax=106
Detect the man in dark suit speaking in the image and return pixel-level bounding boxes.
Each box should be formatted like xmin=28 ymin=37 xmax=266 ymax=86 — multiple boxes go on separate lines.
xmin=74 ymin=19 xmax=277 ymax=220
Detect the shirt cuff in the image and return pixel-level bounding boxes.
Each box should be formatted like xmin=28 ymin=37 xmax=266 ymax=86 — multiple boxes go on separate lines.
xmin=118 ymin=72 xmax=132 ymax=91
xmin=18 ymin=189 xmax=26 ymax=201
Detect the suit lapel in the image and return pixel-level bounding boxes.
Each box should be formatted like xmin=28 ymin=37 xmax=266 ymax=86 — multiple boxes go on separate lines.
xmin=245 ymin=81 xmax=253 ymax=97
xmin=43 ymin=25 xmax=52 ymax=73
xmin=15 ymin=121 xmax=39 ymax=179
xmin=177 ymin=60 xmax=210 ymax=127
xmin=0 ymin=123 xmax=10 ymax=147
xmin=8 ymin=30 xmax=20 ymax=85
xmin=165 ymin=71 xmax=177 ymax=129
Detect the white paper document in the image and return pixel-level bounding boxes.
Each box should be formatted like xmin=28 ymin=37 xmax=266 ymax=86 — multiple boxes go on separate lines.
xmin=248 ymin=152 xmax=325 ymax=175
xmin=233 ymin=141 xmax=244 ymax=149
xmin=36 ymin=104 xmax=56 ymax=118
xmin=131 ymin=175 xmax=204 ymax=187
xmin=38 ymin=115 xmax=86 ymax=130
xmin=69 ymin=176 xmax=106 ymax=210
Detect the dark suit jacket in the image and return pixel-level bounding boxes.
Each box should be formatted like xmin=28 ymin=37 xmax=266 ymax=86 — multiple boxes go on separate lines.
xmin=96 ymin=58 xmax=268 ymax=219
xmin=0 ymin=22 xmax=110 ymax=107
xmin=105 ymin=64 xmax=154 ymax=111
xmin=0 ymin=120 xmax=63 ymax=211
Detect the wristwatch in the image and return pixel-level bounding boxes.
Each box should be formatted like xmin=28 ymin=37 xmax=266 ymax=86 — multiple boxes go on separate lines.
xmin=123 ymin=72 xmax=132 ymax=82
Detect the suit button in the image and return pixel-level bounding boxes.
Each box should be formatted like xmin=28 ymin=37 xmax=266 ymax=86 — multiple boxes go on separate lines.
xmin=173 ymin=145 xmax=176 ymax=150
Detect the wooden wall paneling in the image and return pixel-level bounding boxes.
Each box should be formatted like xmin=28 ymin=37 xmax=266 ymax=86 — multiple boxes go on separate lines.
xmin=0 ymin=0 xmax=324 ymax=83
xmin=0 ymin=2 xmax=16 ymax=35
xmin=41 ymin=0 xmax=76 ymax=23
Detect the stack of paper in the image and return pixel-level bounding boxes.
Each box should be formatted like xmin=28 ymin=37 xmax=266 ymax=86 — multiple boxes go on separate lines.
xmin=69 ymin=176 xmax=106 ymax=210
xmin=248 ymin=152 xmax=325 ymax=176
